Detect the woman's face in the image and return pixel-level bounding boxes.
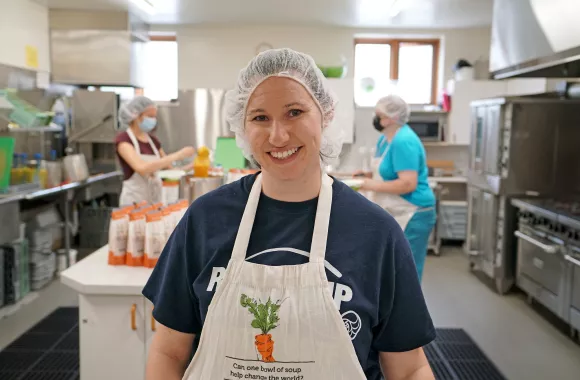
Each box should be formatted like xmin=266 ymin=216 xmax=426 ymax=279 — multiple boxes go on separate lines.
xmin=138 ymin=106 xmax=157 ymax=123
xmin=374 ymin=109 xmax=395 ymax=129
xmin=245 ymin=77 xmax=323 ymax=182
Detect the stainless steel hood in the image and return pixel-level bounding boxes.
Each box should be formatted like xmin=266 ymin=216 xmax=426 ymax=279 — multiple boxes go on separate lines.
xmin=490 ymin=0 xmax=580 ymax=79
xmin=50 ymin=30 xmax=147 ymax=87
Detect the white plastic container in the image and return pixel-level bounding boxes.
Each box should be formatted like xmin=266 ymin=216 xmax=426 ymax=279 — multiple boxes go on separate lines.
xmin=69 ymin=248 xmax=78 ymax=266
xmin=56 ymin=248 xmax=78 ymax=273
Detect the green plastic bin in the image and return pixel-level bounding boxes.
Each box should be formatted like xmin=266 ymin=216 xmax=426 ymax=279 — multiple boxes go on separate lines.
xmin=0 ymin=137 xmax=15 ymax=191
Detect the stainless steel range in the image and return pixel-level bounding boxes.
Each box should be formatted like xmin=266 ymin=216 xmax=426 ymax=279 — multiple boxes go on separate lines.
xmin=466 ymin=97 xmax=580 ymax=294
xmin=512 ymin=198 xmax=580 ymax=333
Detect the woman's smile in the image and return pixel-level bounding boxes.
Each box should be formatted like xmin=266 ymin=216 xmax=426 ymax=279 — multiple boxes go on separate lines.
xmin=267 ymin=146 xmax=303 ymax=164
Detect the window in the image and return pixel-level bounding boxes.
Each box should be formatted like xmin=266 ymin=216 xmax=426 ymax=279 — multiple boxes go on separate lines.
xmin=354 ymin=39 xmax=439 ymax=107
xmin=143 ymin=35 xmax=179 ymax=102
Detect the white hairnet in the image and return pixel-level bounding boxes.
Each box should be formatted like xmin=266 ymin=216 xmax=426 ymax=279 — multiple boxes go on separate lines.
xmin=376 ymin=94 xmax=411 ymax=125
xmin=118 ymin=96 xmax=156 ymax=128
xmin=225 ymin=48 xmax=342 ymax=164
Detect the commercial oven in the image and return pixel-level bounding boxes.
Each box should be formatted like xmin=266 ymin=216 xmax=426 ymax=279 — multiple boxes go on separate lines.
xmin=466 ymin=97 xmax=580 ymax=294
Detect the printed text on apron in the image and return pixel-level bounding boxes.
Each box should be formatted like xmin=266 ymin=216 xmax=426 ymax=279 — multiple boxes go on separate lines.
xmin=181 ymin=174 xmax=367 ymax=380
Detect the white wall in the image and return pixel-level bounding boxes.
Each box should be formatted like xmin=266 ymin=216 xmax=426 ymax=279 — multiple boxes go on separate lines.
xmin=49 ymin=10 xmax=129 ymax=31
xmin=172 ymin=24 xmax=490 ymax=171
xmin=0 ymin=0 xmax=50 ymax=73
xmin=175 ymin=24 xmax=492 ymax=94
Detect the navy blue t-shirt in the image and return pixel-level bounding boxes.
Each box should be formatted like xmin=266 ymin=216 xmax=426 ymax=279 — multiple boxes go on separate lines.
xmin=143 ymin=174 xmax=435 ymax=379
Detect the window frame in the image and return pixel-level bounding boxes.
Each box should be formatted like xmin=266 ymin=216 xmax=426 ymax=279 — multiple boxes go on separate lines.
xmin=354 ymin=38 xmax=440 ymax=105
xmin=149 ymin=34 xmax=177 ymax=42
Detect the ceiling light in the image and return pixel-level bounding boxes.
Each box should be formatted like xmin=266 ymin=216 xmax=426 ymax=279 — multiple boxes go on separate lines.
xmin=389 ymin=0 xmax=405 ymax=18
xmin=356 ymin=0 xmax=407 ymax=22
xmin=129 ymin=0 xmax=155 ymax=15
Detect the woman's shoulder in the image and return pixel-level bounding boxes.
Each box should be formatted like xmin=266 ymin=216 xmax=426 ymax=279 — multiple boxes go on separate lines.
xmin=391 ymin=125 xmax=423 ymax=148
xmin=114 ymin=130 xmax=130 ymax=145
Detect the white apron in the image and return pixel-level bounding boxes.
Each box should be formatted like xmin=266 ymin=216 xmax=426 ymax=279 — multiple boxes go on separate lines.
xmin=369 ymin=138 xmax=418 ymax=231
xmin=182 ymin=174 xmax=366 ymax=380
xmin=118 ymin=129 xmax=162 ymax=206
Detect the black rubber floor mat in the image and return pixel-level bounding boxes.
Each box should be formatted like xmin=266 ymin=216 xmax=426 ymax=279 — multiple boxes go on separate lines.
xmin=0 ymin=309 xmax=506 ymax=380
xmin=8 ymin=332 xmax=64 ymax=351
xmin=0 ymin=307 xmax=79 ymax=380
xmin=428 ymin=328 xmax=508 ymax=380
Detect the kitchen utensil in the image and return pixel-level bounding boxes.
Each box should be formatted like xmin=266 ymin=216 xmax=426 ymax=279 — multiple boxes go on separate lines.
xmin=63 ymin=153 xmax=89 ymax=182
xmin=180 ymin=176 xmax=223 ymax=204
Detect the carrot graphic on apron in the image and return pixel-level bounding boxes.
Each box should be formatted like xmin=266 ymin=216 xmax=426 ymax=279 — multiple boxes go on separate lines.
xmin=240 ymin=294 xmax=285 ymax=362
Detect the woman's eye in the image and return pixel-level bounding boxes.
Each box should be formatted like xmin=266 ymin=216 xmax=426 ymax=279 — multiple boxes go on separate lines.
xmin=289 ymin=109 xmax=303 ymax=117
xmin=253 ymin=115 xmax=268 ymax=122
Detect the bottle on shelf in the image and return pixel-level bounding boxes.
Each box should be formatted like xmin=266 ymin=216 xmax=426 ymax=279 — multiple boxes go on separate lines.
xmin=20 ymin=153 xmax=32 ymax=184
xmin=35 ymin=153 xmax=48 ymax=189
xmin=10 ymin=153 xmax=20 ymax=185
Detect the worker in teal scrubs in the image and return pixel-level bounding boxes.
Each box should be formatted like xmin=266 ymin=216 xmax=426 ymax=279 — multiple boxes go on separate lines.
xmin=360 ymin=94 xmax=436 ymax=282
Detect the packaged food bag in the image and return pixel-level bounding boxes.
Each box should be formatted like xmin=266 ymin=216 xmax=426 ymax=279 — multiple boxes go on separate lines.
xmin=108 ymin=208 xmax=130 ymax=265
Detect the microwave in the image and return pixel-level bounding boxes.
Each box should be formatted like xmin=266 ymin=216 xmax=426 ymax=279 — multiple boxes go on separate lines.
xmin=407 ymin=113 xmax=445 ymax=142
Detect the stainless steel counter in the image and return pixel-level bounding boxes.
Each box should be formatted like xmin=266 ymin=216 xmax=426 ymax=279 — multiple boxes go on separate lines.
xmin=0 ymin=171 xmax=122 ymax=251
xmin=0 ymin=171 xmax=121 ymax=205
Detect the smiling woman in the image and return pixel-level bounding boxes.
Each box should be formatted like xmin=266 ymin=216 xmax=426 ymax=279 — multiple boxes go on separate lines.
xmin=142 ymin=48 xmax=435 ymax=380
xmin=244 ymin=77 xmax=324 ymax=198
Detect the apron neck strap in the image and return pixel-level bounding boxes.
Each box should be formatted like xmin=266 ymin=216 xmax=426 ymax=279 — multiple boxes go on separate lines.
xmin=126 ymin=128 xmax=141 ymax=155
xmin=126 ymin=128 xmax=160 ymax=158
xmin=231 ymin=173 xmax=333 ymax=263
xmin=231 ymin=174 xmax=264 ymax=260
xmin=309 ymin=174 xmax=333 ymax=262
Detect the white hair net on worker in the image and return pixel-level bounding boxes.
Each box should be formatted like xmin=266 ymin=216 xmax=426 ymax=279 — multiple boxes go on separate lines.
xmin=225 ymin=48 xmax=342 ymax=165
xmin=118 ymin=96 xmax=156 ymax=128
xmin=375 ymin=94 xmax=411 ymax=125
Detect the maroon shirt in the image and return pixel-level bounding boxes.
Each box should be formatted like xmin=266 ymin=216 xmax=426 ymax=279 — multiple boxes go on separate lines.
xmin=115 ymin=131 xmax=162 ymax=180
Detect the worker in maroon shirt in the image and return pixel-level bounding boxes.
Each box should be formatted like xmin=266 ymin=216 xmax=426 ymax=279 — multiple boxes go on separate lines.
xmin=115 ymin=96 xmax=195 ymax=205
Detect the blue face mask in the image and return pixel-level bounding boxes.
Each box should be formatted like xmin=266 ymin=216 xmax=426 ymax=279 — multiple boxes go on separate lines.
xmin=139 ymin=117 xmax=157 ymax=132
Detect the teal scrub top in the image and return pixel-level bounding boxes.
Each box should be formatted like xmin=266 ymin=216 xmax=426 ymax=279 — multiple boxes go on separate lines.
xmin=375 ymin=125 xmax=435 ymax=208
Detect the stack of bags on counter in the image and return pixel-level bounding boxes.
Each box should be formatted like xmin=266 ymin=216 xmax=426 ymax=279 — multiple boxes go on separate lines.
xmin=26 ymin=208 xmax=61 ymax=290
xmin=108 ymin=200 xmax=188 ymax=268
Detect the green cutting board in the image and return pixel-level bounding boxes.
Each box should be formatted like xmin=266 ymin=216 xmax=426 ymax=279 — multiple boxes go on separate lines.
xmin=0 ymin=137 xmax=15 ymax=190
xmin=214 ymin=137 xmax=246 ymax=171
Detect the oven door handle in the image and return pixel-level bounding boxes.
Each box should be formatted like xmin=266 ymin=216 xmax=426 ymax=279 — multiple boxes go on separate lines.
xmin=514 ymin=230 xmax=560 ymax=254
xmin=564 ymin=254 xmax=580 ymax=267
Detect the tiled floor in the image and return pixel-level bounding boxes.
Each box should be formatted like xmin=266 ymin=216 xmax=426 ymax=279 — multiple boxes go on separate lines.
xmin=423 ymin=248 xmax=580 ymax=380
xmin=1 ymin=248 xmax=579 ymax=380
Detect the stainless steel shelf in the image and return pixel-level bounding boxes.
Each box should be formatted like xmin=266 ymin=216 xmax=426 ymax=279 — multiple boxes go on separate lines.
xmin=6 ymin=125 xmax=63 ymax=133
xmin=0 ymin=171 xmax=122 ymax=204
